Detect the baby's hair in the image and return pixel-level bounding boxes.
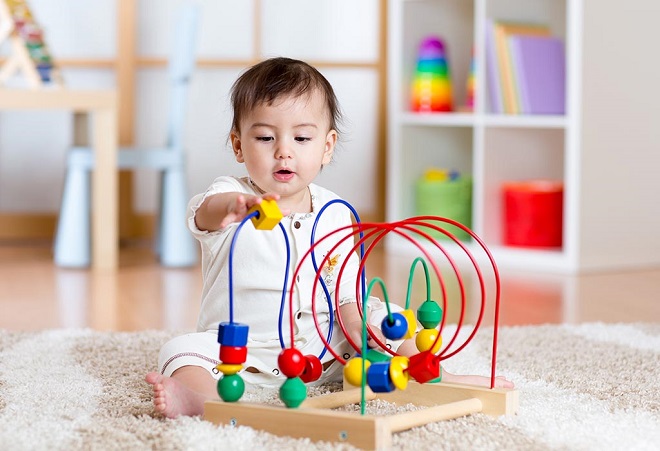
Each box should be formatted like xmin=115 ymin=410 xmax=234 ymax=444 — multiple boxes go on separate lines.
xmin=230 ymin=57 xmax=342 ymax=136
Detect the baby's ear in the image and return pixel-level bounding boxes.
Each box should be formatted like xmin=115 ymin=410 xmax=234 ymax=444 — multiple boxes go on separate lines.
xmin=322 ymin=129 xmax=337 ymax=165
xmin=231 ymin=131 xmax=244 ymax=162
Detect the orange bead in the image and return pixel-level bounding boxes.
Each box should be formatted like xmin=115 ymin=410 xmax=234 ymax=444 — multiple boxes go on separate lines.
xmin=344 ymin=357 xmax=371 ymax=387
xmin=415 ymin=328 xmax=442 ymax=353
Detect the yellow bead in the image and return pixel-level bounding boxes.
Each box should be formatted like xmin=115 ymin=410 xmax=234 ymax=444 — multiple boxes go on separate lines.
xmin=401 ymin=309 xmax=417 ymax=339
xmin=216 ymin=363 xmax=243 ymax=375
xmin=344 ymin=357 xmax=371 ymax=387
xmin=389 ymin=355 xmax=410 ymax=390
xmin=248 ymin=199 xmax=283 ymax=230
xmin=415 ymin=328 xmax=442 ymax=353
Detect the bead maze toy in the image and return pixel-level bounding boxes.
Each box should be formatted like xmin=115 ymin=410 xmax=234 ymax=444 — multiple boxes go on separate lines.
xmin=203 ymin=200 xmax=518 ymax=449
xmin=0 ymin=0 xmax=63 ymax=88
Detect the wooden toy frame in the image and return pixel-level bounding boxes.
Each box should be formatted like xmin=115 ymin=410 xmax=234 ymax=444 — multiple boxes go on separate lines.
xmin=204 ymin=380 xmax=518 ymax=449
xmin=0 ymin=0 xmax=63 ymax=88
xmin=203 ymin=207 xmax=519 ymax=448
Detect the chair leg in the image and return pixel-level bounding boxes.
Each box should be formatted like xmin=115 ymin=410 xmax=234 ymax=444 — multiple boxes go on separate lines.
xmin=158 ymin=168 xmax=198 ymax=267
xmin=54 ymin=166 xmax=91 ymax=267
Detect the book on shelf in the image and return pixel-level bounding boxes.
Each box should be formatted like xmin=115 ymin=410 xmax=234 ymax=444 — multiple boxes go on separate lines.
xmin=487 ymin=20 xmax=560 ymax=115
xmin=509 ymin=35 xmax=566 ymax=115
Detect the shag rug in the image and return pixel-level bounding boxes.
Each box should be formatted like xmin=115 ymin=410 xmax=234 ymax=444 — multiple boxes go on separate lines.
xmin=0 ymin=323 xmax=659 ymax=450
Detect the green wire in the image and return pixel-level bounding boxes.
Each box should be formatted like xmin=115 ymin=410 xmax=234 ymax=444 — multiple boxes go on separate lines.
xmin=404 ymin=257 xmax=432 ymax=309
xmin=359 ymin=277 xmax=389 ymax=415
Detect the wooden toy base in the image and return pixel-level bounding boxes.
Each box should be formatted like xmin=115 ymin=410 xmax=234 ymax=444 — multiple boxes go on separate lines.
xmin=203 ymin=381 xmax=518 ymax=449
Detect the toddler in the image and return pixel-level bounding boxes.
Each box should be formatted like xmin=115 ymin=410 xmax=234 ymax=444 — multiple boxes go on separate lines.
xmin=146 ymin=57 xmax=512 ymax=418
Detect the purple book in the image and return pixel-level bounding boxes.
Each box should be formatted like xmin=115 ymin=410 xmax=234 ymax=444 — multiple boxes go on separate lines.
xmin=510 ymin=35 xmax=565 ymax=114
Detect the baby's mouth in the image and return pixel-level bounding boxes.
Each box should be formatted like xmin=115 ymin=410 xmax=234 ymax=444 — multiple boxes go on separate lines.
xmin=273 ymin=168 xmax=295 ymax=181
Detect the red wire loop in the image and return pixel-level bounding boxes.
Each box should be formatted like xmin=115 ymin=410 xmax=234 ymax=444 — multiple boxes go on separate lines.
xmin=287 ymin=216 xmax=502 ymax=389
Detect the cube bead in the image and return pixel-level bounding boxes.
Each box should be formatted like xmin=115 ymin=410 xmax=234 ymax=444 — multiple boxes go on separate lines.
xmin=248 ymin=199 xmax=283 ymax=230
xmin=408 ymin=351 xmax=440 ymax=383
xmin=402 ymin=309 xmax=418 ymax=339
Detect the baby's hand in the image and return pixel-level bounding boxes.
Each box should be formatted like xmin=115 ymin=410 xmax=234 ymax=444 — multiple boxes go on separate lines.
xmin=219 ymin=193 xmax=285 ymax=228
xmin=345 ymin=320 xmax=387 ymax=353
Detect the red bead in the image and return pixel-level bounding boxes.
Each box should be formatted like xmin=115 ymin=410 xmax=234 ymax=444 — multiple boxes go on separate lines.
xmin=278 ymin=348 xmax=306 ymax=378
xmin=300 ymin=355 xmax=323 ymax=383
xmin=219 ymin=345 xmax=248 ymax=364
xmin=407 ymin=351 xmax=440 ymax=383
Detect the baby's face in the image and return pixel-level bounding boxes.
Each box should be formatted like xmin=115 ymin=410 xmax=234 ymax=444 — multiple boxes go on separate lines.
xmin=231 ymin=90 xmax=337 ymax=209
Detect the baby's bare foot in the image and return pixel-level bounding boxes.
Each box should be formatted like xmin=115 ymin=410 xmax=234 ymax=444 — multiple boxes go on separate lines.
xmin=145 ymin=372 xmax=209 ymax=418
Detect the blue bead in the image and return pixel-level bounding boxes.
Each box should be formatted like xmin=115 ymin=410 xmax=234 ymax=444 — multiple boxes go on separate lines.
xmin=217 ymin=322 xmax=249 ymax=347
xmin=366 ymin=362 xmax=395 ymax=393
xmin=381 ymin=312 xmax=408 ymax=340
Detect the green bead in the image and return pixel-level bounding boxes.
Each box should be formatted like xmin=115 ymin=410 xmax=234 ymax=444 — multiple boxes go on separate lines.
xmin=417 ymin=300 xmax=443 ymax=329
xmin=279 ymin=377 xmax=307 ymax=408
xmin=217 ymin=373 xmax=245 ymax=402
xmin=364 ymin=349 xmax=391 ymax=363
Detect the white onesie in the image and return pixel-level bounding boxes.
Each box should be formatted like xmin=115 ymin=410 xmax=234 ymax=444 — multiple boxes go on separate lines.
xmin=157 ymin=176 xmax=399 ymax=387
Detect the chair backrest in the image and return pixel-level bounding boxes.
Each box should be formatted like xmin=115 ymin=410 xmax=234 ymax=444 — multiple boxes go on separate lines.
xmin=166 ymin=2 xmax=200 ymax=150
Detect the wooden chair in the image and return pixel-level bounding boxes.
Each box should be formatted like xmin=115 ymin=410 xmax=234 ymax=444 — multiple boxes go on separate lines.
xmin=54 ymin=3 xmax=200 ymax=267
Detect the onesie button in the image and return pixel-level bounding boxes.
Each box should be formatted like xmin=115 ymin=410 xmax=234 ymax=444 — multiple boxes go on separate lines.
xmin=272 ymin=368 xmax=280 ymax=376
xmin=296 ymin=312 xmax=302 ymax=319
xmin=294 ymin=221 xmax=301 ymax=229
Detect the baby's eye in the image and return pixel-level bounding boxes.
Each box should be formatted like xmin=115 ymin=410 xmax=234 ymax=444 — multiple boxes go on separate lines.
xmin=256 ymin=136 xmax=273 ymax=142
xmin=295 ymin=137 xmax=311 ymax=142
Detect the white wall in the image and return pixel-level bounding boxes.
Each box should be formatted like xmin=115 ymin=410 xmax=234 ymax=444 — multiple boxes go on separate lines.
xmin=0 ymin=0 xmax=381 ymax=215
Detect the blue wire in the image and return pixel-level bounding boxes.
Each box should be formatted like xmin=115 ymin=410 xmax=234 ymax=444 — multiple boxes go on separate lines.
xmin=227 ymin=211 xmax=260 ymax=323
xmin=228 ymin=211 xmax=291 ymax=348
xmin=276 ymin=222 xmax=292 ymax=349
xmin=311 ymin=199 xmax=365 ymax=359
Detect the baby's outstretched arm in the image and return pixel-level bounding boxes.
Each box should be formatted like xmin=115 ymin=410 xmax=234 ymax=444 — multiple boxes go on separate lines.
xmin=196 ymin=192 xmax=288 ymax=231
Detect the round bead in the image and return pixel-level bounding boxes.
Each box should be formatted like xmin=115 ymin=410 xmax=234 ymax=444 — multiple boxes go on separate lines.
xmin=279 ymin=377 xmax=307 ymax=408
xmin=215 ymin=363 xmax=242 ymax=375
xmin=389 ymin=356 xmax=410 ymax=390
xmin=219 ymin=345 xmax=248 ymax=364
xmin=417 ymin=301 xmax=443 ymax=329
xmin=381 ymin=312 xmax=408 ymax=340
xmin=217 ymin=373 xmax=245 ymax=402
xmin=278 ymin=348 xmax=306 ymax=378
xmin=415 ymin=328 xmax=442 ymax=353
xmin=344 ymin=357 xmax=371 ymax=387
xmin=300 ymin=354 xmax=323 ymax=383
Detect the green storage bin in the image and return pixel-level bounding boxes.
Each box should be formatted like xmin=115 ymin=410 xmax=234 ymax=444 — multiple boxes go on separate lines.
xmin=414 ymin=177 xmax=472 ymax=241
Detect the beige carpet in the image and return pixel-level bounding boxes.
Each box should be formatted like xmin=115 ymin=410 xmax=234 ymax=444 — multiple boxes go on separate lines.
xmin=0 ymin=323 xmax=658 ymax=450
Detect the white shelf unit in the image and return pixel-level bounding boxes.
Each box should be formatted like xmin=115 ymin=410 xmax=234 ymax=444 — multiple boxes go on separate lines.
xmin=387 ymin=0 xmax=578 ymax=273
xmin=387 ymin=0 xmax=660 ymax=274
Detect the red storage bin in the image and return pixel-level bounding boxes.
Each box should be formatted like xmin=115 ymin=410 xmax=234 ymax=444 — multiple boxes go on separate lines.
xmin=503 ymin=180 xmax=563 ymax=248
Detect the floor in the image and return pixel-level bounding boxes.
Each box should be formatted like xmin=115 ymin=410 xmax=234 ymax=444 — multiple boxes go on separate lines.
xmin=0 ymin=241 xmax=658 ymax=332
